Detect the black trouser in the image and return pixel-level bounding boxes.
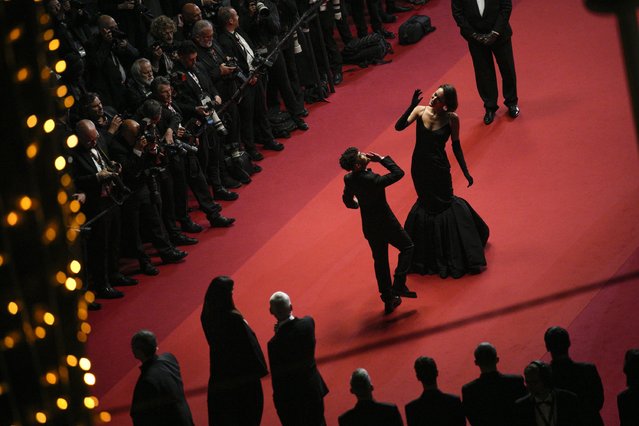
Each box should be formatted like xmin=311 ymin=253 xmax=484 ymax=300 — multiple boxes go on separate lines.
xmin=467 ymin=37 xmax=518 ymax=111
xmin=160 ymin=155 xmax=185 ymax=237
xmin=367 ymin=225 xmax=414 ymax=300
xmin=350 ymin=0 xmax=383 ymax=36
xmin=308 ymin=10 xmax=343 ymax=77
xmin=266 ymin=51 xmax=304 ymax=116
xmin=238 ymin=79 xmax=274 ymax=149
xmin=184 ymin=152 xmax=222 ymax=220
xmin=84 ymin=199 xmax=121 ymax=290
xmin=208 ymin=379 xmax=263 ymax=426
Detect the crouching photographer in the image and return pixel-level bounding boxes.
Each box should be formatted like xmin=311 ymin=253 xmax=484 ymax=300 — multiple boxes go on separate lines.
xmin=109 ymin=118 xmax=189 ymax=276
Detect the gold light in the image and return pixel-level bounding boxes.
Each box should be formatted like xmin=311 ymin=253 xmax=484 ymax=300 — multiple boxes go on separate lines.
xmin=43 ymin=29 xmax=54 ymax=41
xmin=17 ymin=68 xmax=30 ymax=82
xmin=44 ymin=119 xmax=55 ymax=133
xmin=54 ymin=156 xmax=66 ymax=170
xmin=64 ymin=95 xmax=75 ymax=108
xmin=49 ymin=39 xmax=60 ymax=51
xmin=65 ymin=277 xmax=77 ymax=291
xmin=79 ymin=357 xmax=91 ymax=371
xmin=6 ymin=212 xmax=19 ymax=226
xmin=60 ymin=174 xmax=72 ymax=187
xmin=4 ymin=336 xmax=15 ymax=349
xmin=85 ymin=291 xmax=95 ymax=303
xmin=78 ymin=307 xmax=88 ymax=320
xmin=84 ymin=396 xmax=98 ymax=409
xmin=67 ymin=355 xmax=78 ymax=367
xmin=26 ymin=115 xmax=38 ymax=128
xmin=57 ymin=398 xmax=68 ymax=410
xmin=66 ymin=134 xmax=78 ymax=148
xmin=76 ymin=212 xmax=86 ymax=225
xmin=45 ymin=372 xmax=58 ymax=385
xmin=57 ymin=191 xmax=68 ymax=204
xmin=7 ymin=302 xmax=18 ymax=315
xmin=0 ymin=254 xmax=4 ymax=266
xmin=77 ymin=331 xmax=87 ymax=343
xmin=39 ymin=13 xmax=50 ymax=24
xmin=9 ymin=27 xmax=22 ymax=41
xmin=35 ymin=412 xmax=47 ymax=424
xmin=44 ymin=226 xmax=57 ymax=242
xmin=70 ymin=260 xmax=81 ymax=273
xmin=80 ymin=322 xmax=91 ymax=334
xmin=26 ymin=143 xmax=38 ymax=158
xmin=56 ymin=271 xmax=67 ymax=284
xmin=54 ymin=60 xmax=66 ymax=73
xmin=40 ymin=66 xmax=51 ymax=80
xmin=99 ymin=411 xmax=112 ymax=422
xmin=19 ymin=196 xmax=32 ymax=210
xmin=35 ymin=327 xmax=46 ymax=339
xmin=69 ymin=199 xmax=81 ymax=213
xmin=84 ymin=372 xmax=96 ymax=386
xmin=43 ymin=312 xmax=55 ymax=325
xmin=66 ymin=229 xmax=78 ymax=242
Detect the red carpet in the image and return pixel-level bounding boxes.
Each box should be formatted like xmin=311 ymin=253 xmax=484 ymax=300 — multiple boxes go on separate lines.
xmin=87 ymin=0 xmax=639 ymax=424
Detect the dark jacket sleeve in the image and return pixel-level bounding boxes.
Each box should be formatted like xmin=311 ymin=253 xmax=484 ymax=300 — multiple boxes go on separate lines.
xmin=374 ymin=156 xmax=405 ymax=188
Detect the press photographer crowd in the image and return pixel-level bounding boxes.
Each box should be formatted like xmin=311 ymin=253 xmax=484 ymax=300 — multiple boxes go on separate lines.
xmin=52 ymin=0 xmax=416 ymax=308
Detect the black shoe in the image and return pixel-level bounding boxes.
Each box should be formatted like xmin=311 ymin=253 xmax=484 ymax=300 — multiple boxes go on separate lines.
xmin=214 ymin=188 xmax=239 ymax=201
xmin=248 ymin=149 xmax=264 ymax=161
xmin=384 ymin=295 xmax=402 ymax=314
xmin=160 ymin=248 xmax=188 ymax=264
xmin=110 ymin=274 xmax=139 ymax=286
xmin=252 ymin=164 xmax=262 ymax=173
xmin=170 ymin=233 xmax=199 ymax=246
xmin=95 ymin=285 xmax=124 ymax=299
xmin=88 ymin=301 xmax=102 ymax=311
xmin=263 ymin=140 xmax=285 ymax=151
xmin=381 ymin=13 xmax=397 ymax=23
xmin=210 ymin=215 xmax=236 ymax=228
xmin=483 ymin=110 xmax=495 ymax=125
xmin=292 ymin=117 xmax=309 ymax=131
xmin=180 ymin=220 xmax=203 ymax=233
xmin=388 ymin=4 xmax=411 ymax=12
xmin=508 ymin=105 xmax=520 ymax=118
xmin=297 ymin=108 xmax=309 ymax=117
xmin=221 ymin=176 xmax=242 ymax=189
xmin=376 ymin=29 xmax=396 ymax=39
xmin=333 ymin=72 xmax=343 ymax=86
xmin=393 ymin=285 xmax=417 ymax=298
xmin=140 ymin=260 xmax=160 ymax=276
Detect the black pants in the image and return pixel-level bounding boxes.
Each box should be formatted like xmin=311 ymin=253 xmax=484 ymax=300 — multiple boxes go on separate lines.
xmin=208 ymin=379 xmax=263 ymax=426
xmin=367 ymin=225 xmax=414 ymax=300
xmin=238 ymin=79 xmax=274 ymax=149
xmin=351 ymin=0 xmax=383 ymax=36
xmin=467 ymin=37 xmax=518 ymax=111
xmin=84 ymin=199 xmax=121 ymax=290
xmin=266 ymin=50 xmax=305 ymax=116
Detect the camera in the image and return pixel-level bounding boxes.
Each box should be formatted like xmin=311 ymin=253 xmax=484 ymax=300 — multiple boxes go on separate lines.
xmin=110 ymin=28 xmax=128 ymax=41
xmin=225 ymin=58 xmax=249 ymax=83
xmin=252 ymin=55 xmax=274 ymax=70
xmin=203 ymin=101 xmax=229 ymax=136
xmin=202 ymin=1 xmax=223 ymax=20
xmin=249 ymin=0 xmax=270 ymax=17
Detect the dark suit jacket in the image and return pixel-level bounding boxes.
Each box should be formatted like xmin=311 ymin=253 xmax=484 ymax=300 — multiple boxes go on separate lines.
xmin=342 ymin=156 xmax=405 ymax=240
xmin=618 ymin=386 xmax=639 ymax=426
xmin=217 ymin=27 xmax=257 ymax=75
xmin=451 ymin=0 xmax=513 ymax=42
xmin=130 ymin=353 xmax=194 ymax=426
xmin=70 ymin=140 xmax=113 ymax=216
xmin=172 ymin=60 xmax=219 ymax=122
xmin=550 ymin=358 xmax=604 ymax=426
xmin=267 ymin=316 xmax=328 ymax=407
xmin=405 ymin=389 xmax=465 ymax=426
xmin=339 ymin=400 xmax=404 ymax=426
xmin=514 ymin=390 xmax=579 ymax=426
xmin=462 ymin=371 xmax=527 ymax=426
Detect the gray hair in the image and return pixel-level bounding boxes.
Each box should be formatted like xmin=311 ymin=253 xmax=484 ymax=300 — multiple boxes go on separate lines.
xmin=130 ymin=58 xmax=151 ymax=81
xmin=192 ymin=19 xmax=213 ymax=37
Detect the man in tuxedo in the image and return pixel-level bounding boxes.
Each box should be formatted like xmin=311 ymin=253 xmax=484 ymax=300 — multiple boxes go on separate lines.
xmin=618 ymin=348 xmax=639 ymax=426
xmin=339 ymin=147 xmax=415 ymax=314
xmin=544 ymin=326 xmax=605 ymax=426
xmin=405 ymin=356 xmax=465 ymax=426
xmin=268 ymin=291 xmax=328 ymax=426
xmin=452 ymin=0 xmax=519 ymax=125
xmin=515 ymin=361 xmax=579 ymax=426
xmin=130 ymin=329 xmax=194 ymax=426
xmin=339 ymin=368 xmax=403 ymax=426
xmin=462 ymin=342 xmax=527 ymax=426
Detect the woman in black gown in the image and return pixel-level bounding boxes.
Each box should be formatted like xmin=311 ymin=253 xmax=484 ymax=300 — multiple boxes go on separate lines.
xmin=200 ymin=276 xmax=269 ymax=425
xmin=395 ymin=85 xmax=489 ymax=278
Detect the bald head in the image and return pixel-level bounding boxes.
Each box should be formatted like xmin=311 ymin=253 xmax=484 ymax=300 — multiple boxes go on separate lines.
xmin=181 ymin=3 xmax=202 ymax=25
xmin=120 ymin=119 xmax=140 ymax=146
xmin=474 ymin=342 xmax=499 ymax=371
xmin=350 ymin=368 xmax=373 ymax=399
xmin=269 ymin=291 xmax=292 ymax=321
xmin=97 ymin=15 xmax=116 ymax=30
xmin=75 ymin=119 xmax=98 ymax=149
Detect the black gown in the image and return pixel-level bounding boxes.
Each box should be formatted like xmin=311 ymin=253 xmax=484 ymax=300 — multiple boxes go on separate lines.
xmin=404 ymin=118 xmax=489 ymax=278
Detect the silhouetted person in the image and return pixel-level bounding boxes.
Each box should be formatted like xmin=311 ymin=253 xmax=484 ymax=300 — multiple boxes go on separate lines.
xmin=618 ymin=348 xmax=639 ymax=426
xmin=515 ymin=361 xmax=579 ymax=426
xmin=405 ymin=356 xmax=465 ymax=426
xmin=462 ymin=342 xmax=527 ymax=426
xmin=338 ymin=368 xmax=403 ymax=426
xmin=268 ymin=291 xmax=328 ymax=426
xmin=544 ymin=326 xmax=604 ymax=426
xmin=200 ymin=276 xmax=268 ymax=426
xmin=130 ymin=330 xmax=194 ymax=426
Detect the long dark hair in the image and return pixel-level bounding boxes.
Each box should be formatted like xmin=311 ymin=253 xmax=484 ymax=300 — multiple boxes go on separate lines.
xmin=440 ymin=83 xmax=458 ymax=112
xmin=201 ymin=276 xmax=240 ymax=341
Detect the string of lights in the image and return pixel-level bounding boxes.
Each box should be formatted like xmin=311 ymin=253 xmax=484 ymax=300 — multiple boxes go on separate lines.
xmin=0 ymin=1 xmax=110 ymax=424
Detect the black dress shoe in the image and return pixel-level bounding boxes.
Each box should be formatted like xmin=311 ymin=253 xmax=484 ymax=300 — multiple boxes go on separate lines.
xmin=333 ymin=72 xmax=343 ymax=85
xmin=214 ymin=188 xmax=239 ymax=201
xmin=140 ymin=260 xmax=160 ymax=276
xmin=110 ymin=274 xmax=139 ymax=286
xmin=210 ymin=215 xmax=236 ymax=228
xmin=95 ymin=286 xmax=124 ymax=299
xmin=381 ymin=13 xmax=397 ymax=23
xmin=252 ymin=164 xmax=262 ymax=173
xmin=262 ymin=140 xmax=284 ymax=151
xmin=292 ymin=117 xmax=309 ymax=131
xmin=160 ymin=248 xmax=188 ymax=264
xmin=170 ymin=233 xmax=199 ymax=246
xmin=384 ymin=295 xmax=402 ymax=315
xmin=248 ymin=149 xmax=264 ymax=161
xmin=508 ymin=105 xmax=520 ymax=118
xmin=180 ymin=220 xmax=203 ymax=233
xmin=393 ymin=285 xmax=417 ymax=298
xmin=388 ymin=4 xmax=411 ymax=12
xmin=221 ymin=176 xmax=242 ymax=189
xmin=88 ymin=301 xmax=102 ymax=311
xmin=483 ymin=110 xmax=495 ymax=125
xmin=297 ymin=108 xmax=309 ymax=117
xmin=376 ymin=29 xmax=396 ymax=39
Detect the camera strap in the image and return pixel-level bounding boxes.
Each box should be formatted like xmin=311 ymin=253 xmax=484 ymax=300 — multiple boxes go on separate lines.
xmin=187 ymin=71 xmax=204 ymax=93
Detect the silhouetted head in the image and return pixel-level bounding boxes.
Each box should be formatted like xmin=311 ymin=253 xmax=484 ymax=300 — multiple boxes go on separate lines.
xmin=544 ymin=326 xmax=571 ymax=357
xmin=414 ymin=356 xmax=438 ymax=386
xmin=339 ymin=147 xmax=369 ymax=172
xmin=269 ymin=291 xmax=292 ymax=321
xmin=524 ymin=360 xmax=553 ymax=398
xmin=203 ymin=275 xmax=235 ymax=312
xmin=439 ymin=83 xmax=458 ymax=112
xmin=350 ymin=368 xmax=374 ymax=400
xmin=474 ymin=342 xmax=499 ymax=371
xmin=624 ymin=348 xmax=639 ymax=388
xmin=131 ymin=329 xmax=158 ymax=362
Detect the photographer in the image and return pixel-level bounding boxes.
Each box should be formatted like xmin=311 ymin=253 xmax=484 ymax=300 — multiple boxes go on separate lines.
xmin=109 ymin=119 xmax=189 ymax=275
xmin=240 ymin=0 xmax=309 ymax=131
xmin=147 ymin=15 xmax=179 ymax=77
xmin=47 ymin=0 xmax=92 ymax=58
xmin=78 ymin=92 xmax=123 ymax=149
xmin=124 ymin=58 xmax=155 ymax=114
xmin=85 ymin=15 xmax=140 ymax=110
xmin=97 ymin=0 xmax=154 ymax=50
xmin=175 ymin=2 xmax=204 ymax=42
xmin=217 ymin=6 xmax=284 ymax=161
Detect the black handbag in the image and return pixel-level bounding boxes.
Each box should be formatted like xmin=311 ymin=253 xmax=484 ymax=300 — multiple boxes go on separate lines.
xmin=224 ymin=144 xmax=255 ymax=183
xmin=398 ymin=15 xmax=436 ymax=45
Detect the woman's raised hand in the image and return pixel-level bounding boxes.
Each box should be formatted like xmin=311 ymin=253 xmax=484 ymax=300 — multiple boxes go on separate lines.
xmin=411 ymin=89 xmax=423 ymax=107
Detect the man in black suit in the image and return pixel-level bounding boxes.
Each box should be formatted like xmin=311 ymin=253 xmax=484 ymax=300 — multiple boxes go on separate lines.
xmin=452 ymin=0 xmax=519 ymax=125
xmin=515 ymin=360 xmax=580 ymax=426
xmin=405 ymin=356 xmax=465 ymax=426
xmin=339 ymin=368 xmax=403 ymax=426
xmin=462 ymin=342 xmax=527 ymax=426
xmin=618 ymin=348 xmax=639 ymax=426
xmin=130 ymin=329 xmax=194 ymax=426
xmin=544 ymin=326 xmax=604 ymax=426
xmin=339 ymin=147 xmax=415 ymax=315
xmin=267 ymin=291 xmax=329 ymax=426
